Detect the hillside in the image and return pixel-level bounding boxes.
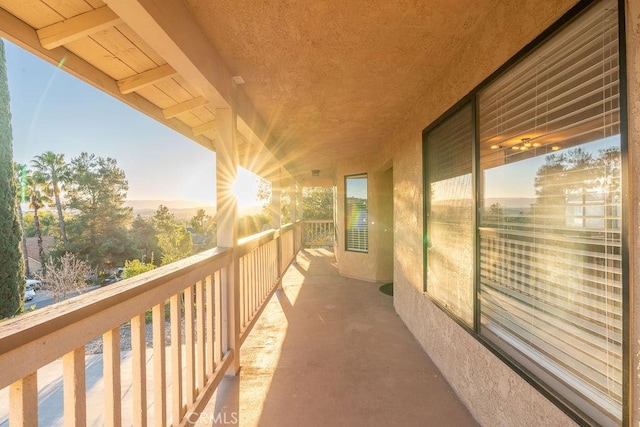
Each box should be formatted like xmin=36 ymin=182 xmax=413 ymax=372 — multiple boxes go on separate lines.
xmin=125 ymin=200 xmax=262 ymax=219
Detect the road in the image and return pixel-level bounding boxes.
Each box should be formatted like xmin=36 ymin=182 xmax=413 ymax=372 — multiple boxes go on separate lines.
xmin=24 ymin=285 xmax=101 ymax=311
xmin=24 ymin=290 xmax=54 ymax=310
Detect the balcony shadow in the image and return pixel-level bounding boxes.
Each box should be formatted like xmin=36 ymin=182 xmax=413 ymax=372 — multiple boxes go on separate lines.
xmin=206 ymin=248 xmax=478 ymax=426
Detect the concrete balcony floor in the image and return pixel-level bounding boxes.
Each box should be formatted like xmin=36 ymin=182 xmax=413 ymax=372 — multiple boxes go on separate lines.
xmin=202 ymin=248 xmax=477 ymax=426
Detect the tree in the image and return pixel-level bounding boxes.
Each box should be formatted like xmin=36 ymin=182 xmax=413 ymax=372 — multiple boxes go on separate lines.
xmin=0 ymin=40 xmax=25 ymax=318
xmin=37 ymin=252 xmax=92 ymax=303
xmin=63 ymin=152 xmax=135 ymax=270
xmin=21 ymin=210 xmax=57 ymax=238
xmin=14 ymin=162 xmax=30 ymax=277
xmin=534 ymin=147 xmax=620 ymax=227
xmin=152 ymin=205 xmax=192 ymax=265
xmin=189 ymin=208 xmax=208 ymax=233
xmin=483 ymin=202 xmax=505 ymax=227
xmin=31 ymin=151 xmax=70 ymax=244
xmin=534 ymin=153 xmax=568 ymax=226
xmin=303 ymin=187 xmax=334 ymax=219
xmin=188 ymin=208 xmax=216 ymax=250
xmin=122 ymin=258 xmax=156 ymax=279
xmin=130 ymin=215 xmax=161 ymax=264
xmin=256 ymin=179 xmax=288 ymax=224
xmin=256 ymin=180 xmax=334 ymax=226
xmin=26 ymin=170 xmax=52 ymax=273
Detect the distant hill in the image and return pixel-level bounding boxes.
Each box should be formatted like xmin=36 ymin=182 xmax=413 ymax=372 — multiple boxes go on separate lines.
xmin=125 ymin=200 xmax=215 ymax=219
xmin=124 ymin=200 xmax=215 ymax=210
xmin=125 ymin=200 xmax=262 ymax=220
xmin=485 ymin=197 xmax=536 ymax=208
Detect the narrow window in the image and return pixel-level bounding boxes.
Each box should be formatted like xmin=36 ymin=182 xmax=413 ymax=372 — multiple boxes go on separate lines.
xmin=424 ymin=103 xmax=474 ymax=326
xmin=345 ymin=174 xmax=368 ymax=252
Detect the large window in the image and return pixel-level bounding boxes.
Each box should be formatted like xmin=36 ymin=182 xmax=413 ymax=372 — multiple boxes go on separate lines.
xmin=423 ymin=0 xmax=624 ymax=424
xmin=345 ymin=174 xmax=368 ymax=252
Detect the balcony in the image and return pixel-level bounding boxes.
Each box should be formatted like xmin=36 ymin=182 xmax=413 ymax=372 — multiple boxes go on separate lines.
xmin=0 ymin=221 xmax=474 ymax=426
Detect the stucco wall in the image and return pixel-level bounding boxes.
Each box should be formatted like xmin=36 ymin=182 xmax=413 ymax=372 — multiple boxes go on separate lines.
xmin=383 ymin=0 xmax=593 ymax=425
xmin=335 ymin=154 xmax=394 ymax=283
xmin=390 ymin=122 xmax=578 ymax=427
xmin=375 ymin=167 xmax=394 ymax=280
xmin=627 ymin=0 xmax=640 ymax=424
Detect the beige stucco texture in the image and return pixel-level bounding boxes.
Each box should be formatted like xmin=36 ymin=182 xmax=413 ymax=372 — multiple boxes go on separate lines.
xmin=334 ymin=154 xmax=394 ymax=283
xmin=184 ymin=0 xmax=578 ymax=185
xmin=627 ymin=0 xmax=640 ymax=423
xmin=332 ymin=0 xmax=593 ymax=425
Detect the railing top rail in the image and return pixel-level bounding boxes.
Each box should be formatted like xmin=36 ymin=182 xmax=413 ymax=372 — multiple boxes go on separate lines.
xmin=302 ymin=219 xmax=333 ymax=223
xmin=237 ymin=229 xmax=278 ymax=256
xmin=280 ymin=222 xmax=297 ymax=232
xmin=0 ymin=247 xmax=233 ymax=357
xmin=236 ymin=222 xmax=300 ymax=257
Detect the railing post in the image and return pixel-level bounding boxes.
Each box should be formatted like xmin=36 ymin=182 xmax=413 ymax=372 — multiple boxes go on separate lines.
xmin=131 ymin=314 xmax=147 ymax=427
xmin=299 ymin=184 xmax=304 ymax=250
xmin=276 ymin=232 xmax=283 ymax=288
xmin=296 ymin=184 xmax=303 ymax=224
xmin=271 ymin=172 xmax=283 ymax=287
xmin=9 ymin=372 xmax=37 ymax=427
xmin=63 ymin=347 xmax=87 ymax=427
xmin=103 ymin=328 xmax=122 ymax=427
xmin=216 ymin=106 xmax=240 ymax=375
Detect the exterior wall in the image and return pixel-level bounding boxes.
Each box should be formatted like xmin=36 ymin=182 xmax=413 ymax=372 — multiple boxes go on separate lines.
xmin=382 ymin=0 xmax=596 ymax=425
xmin=335 ymin=154 xmax=394 ymax=283
xmin=331 ymin=1 xmax=636 ymax=423
xmin=627 ymin=0 xmax=640 ymax=424
xmin=375 ymin=167 xmax=394 ymax=281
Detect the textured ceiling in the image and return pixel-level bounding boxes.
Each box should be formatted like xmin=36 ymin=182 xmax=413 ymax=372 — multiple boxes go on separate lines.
xmin=184 ymin=0 xmax=497 ymax=182
xmin=0 ymin=0 xmax=579 ymax=185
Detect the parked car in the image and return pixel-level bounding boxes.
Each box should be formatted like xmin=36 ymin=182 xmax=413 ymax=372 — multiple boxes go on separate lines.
xmin=26 ymin=279 xmax=42 ymax=290
xmin=24 ymin=283 xmax=36 ymax=302
xmin=101 ymin=268 xmax=124 ymax=285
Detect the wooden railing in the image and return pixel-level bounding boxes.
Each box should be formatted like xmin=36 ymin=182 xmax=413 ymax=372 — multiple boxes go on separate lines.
xmin=236 ymin=222 xmax=301 ymax=344
xmin=303 ymin=220 xmax=335 ymax=247
xmin=0 ymin=221 xmax=304 ymax=426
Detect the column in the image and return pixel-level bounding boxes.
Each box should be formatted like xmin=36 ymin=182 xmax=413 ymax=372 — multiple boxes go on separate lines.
xmin=216 ymin=107 xmax=240 ymax=375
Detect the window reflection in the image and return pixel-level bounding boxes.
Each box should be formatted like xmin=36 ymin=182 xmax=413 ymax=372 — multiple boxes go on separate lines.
xmin=480 ymin=136 xmax=622 ymax=416
xmin=345 ymin=174 xmax=368 ymax=252
xmin=425 ymin=103 xmax=474 ymax=326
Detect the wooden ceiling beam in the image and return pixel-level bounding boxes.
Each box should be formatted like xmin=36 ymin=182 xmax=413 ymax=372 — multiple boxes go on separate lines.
xmin=0 ymin=7 xmax=214 ymax=151
xmin=162 ymin=96 xmax=209 ymax=119
xmin=37 ymin=6 xmax=122 ymax=50
xmin=116 ymin=63 xmax=177 ymax=94
xmin=192 ymin=120 xmax=216 ymax=137
xmin=103 ymin=0 xmax=286 ymax=174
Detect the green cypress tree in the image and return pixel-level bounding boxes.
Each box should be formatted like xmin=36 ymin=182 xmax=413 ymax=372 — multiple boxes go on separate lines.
xmin=0 ymin=39 xmax=25 ymax=318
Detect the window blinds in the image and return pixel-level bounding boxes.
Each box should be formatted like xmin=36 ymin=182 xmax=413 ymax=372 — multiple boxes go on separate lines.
xmin=478 ymin=0 xmax=622 ymax=424
xmin=345 ymin=175 xmax=368 ymax=252
xmin=479 ymin=0 xmax=619 ymax=168
xmin=426 ymin=103 xmax=474 ymax=326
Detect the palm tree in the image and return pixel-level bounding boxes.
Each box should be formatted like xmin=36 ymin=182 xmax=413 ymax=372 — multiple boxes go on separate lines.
xmin=26 ymin=172 xmax=51 ymax=274
xmin=31 ymin=151 xmax=69 ymax=244
xmin=13 ymin=162 xmax=30 ymax=277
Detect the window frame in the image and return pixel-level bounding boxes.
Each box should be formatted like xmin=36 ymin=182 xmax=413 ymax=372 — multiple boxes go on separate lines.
xmin=423 ymin=101 xmax=476 ymax=327
xmin=421 ymin=0 xmax=629 ymax=424
xmin=344 ymin=173 xmax=369 ymax=253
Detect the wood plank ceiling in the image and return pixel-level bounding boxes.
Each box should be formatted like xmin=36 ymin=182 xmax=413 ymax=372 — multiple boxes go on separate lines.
xmin=0 ymin=0 xmax=228 ymax=172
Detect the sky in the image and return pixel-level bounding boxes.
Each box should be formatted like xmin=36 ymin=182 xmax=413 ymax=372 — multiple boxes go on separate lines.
xmin=4 ymin=40 xmax=261 ymax=207
xmin=483 ymin=136 xmax=619 ymax=199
